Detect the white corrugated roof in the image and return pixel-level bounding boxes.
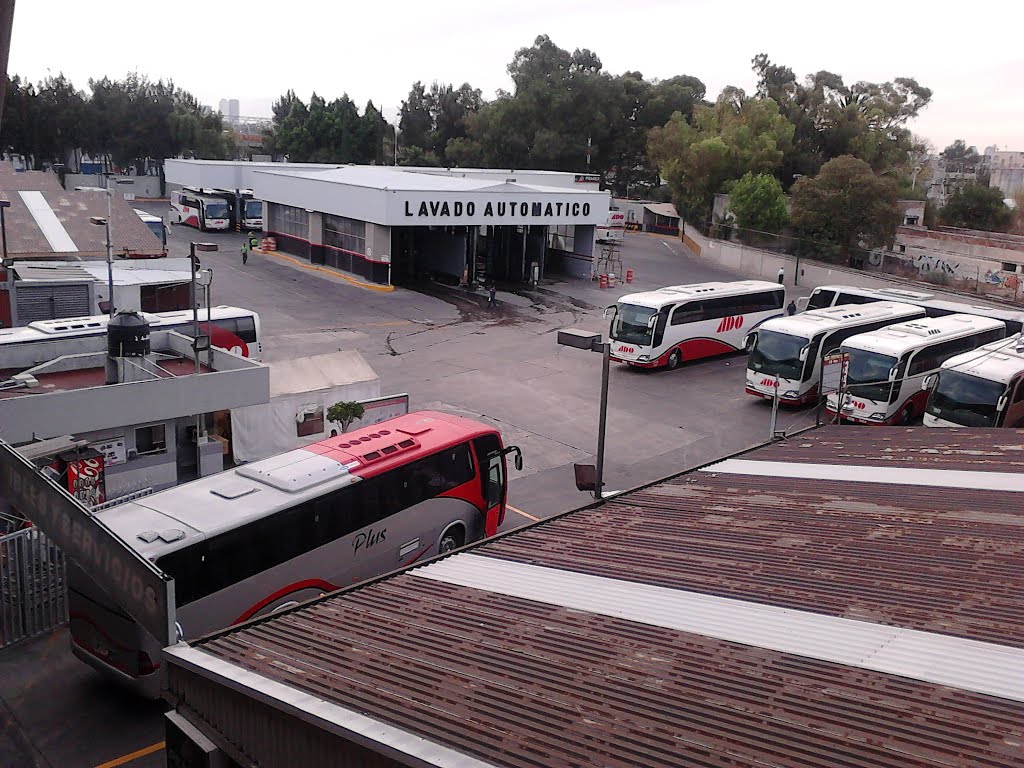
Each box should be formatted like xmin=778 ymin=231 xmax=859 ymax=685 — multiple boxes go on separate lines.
xmin=413 ymin=553 xmax=1024 ymax=702
xmin=18 ymin=190 xmax=78 ymax=252
xmin=269 ymin=350 xmax=378 ymax=397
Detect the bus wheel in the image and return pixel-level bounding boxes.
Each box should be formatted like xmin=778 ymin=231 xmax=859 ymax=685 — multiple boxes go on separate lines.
xmin=667 ymin=349 xmax=682 ymax=370
xmin=439 ymin=525 xmax=465 ymax=554
xmin=901 ymin=405 xmax=914 ymax=425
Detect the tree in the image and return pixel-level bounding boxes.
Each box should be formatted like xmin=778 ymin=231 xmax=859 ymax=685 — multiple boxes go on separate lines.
xmin=728 ymin=172 xmax=788 ymax=234
xmin=750 ymin=54 xmax=932 ymax=184
xmin=790 ymin=155 xmax=899 ymax=264
xmin=939 ymin=185 xmax=1013 ymax=232
xmin=326 ymin=401 xmax=365 ymax=433
xmin=940 ymin=140 xmax=982 ymax=174
xmin=647 ymin=88 xmax=793 ymax=222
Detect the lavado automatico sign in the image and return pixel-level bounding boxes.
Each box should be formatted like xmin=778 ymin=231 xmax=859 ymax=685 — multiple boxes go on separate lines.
xmin=392 ymin=191 xmax=608 ymax=226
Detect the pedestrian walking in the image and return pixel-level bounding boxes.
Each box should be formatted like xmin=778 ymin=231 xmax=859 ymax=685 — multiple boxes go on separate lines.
xmin=249 ymin=232 xmax=259 ymax=251
xmin=787 ymin=300 xmax=797 ymax=316
xmin=241 ymin=240 xmax=249 ymax=265
xmin=488 ymin=283 xmax=496 ymax=307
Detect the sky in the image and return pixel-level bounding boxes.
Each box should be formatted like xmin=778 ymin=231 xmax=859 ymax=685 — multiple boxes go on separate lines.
xmin=8 ymin=0 xmax=1024 ymax=152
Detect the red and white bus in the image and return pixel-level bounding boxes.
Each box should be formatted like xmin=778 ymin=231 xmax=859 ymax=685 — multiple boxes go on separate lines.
xmin=824 ymin=314 xmax=1006 ymax=425
xmin=170 ymin=189 xmax=231 ymax=231
xmin=0 ymin=306 xmax=263 ymax=366
xmin=68 ymin=411 xmax=523 ymax=697
xmin=924 ymin=335 xmax=1024 ymax=428
xmin=745 ymin=302 xmax=925 ymax=406
xmin=800 ymin=284 xmax=1024 ymax=335
xmin=608 ymin=281 xmax=785 ymax=369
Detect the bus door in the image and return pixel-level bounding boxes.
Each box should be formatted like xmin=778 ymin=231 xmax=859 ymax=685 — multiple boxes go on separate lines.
xmin=473 ymin=435 xmax=522 ymax=535
xmin=1000 ymin=376 xmax=1024 ymax=427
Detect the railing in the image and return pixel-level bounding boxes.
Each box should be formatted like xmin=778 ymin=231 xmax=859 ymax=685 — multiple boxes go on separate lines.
xmin=0 ymin=528 xmax=68 ymax=649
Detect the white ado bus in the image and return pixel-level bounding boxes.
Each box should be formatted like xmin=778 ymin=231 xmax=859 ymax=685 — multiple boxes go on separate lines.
xmin=170 ymin=189 xmax=231 ymax=231
xmin=745 ymin=302 xmax=925 ymax=406
xmin=608 ymin=281 xmax=785 ymax=369
xmin=924 ymin=335 xmax=1024 ymax=428
xmin=800 ymin=284 xmax=1024 ymax=335
xmin=824 ymin=314 xmax=1007 ymax=425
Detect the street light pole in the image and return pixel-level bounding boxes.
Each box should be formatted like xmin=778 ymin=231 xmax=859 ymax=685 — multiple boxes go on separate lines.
xmin=105 ymin=180 xmax=114 ymax=317
xmin=188 ymin=242 xmax=218 ymax=477
xmin=594 ymin=339 xmax=610 ymax=500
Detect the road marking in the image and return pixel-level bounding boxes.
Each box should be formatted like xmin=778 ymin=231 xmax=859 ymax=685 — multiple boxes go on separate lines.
xmin=506 ymin=504 xmax=540 ymax=522
xmin=93 ymin=742 xmax=165 ymax=768
xmin=661 ymin=241 xmax=677 ymax=253
xmin=255 ymin=249 xmax=395 ymax=293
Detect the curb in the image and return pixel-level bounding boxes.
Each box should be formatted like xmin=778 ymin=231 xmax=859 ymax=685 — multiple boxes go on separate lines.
xmin=253 ymin=249 xmax=394 ymax=293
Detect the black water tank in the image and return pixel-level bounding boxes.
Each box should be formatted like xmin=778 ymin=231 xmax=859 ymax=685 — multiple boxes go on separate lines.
xmin=107 ymin=311 xmax=151 ymax=357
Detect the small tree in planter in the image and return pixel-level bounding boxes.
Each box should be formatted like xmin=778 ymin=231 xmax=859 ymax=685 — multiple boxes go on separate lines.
xmin=326 ymin=401 xmax=365 ymax=434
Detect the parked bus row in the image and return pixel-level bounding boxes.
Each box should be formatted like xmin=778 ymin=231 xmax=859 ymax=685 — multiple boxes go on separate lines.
xmin=170 ymin=188 xmax=263 ymax=232
xmin=606 ymin=280 xmax=1024 ymax=427
xmin=67 ymin=411 xmax=522 ymax=697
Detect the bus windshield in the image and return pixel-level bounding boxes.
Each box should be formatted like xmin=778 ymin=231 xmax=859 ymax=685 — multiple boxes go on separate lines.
xmin=244 ymin=200 xmax=262 ymax=218
xmin=748 ymin=330 xmax=806 ymax=380
xmin=926 ymin=370 xmax=1004 ymax=427
xmin=205 ymin=201 xmax=229 ymax=219
xmin=845 ymin=350 xmax=897 ymax=402
xmin=612 ymin=303 xmax=656 ymax=345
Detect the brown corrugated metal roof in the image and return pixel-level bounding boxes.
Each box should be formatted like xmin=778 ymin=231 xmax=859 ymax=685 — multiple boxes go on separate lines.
xmin=0 ymin=166 xmax=162 ymax=257
xmin=180 ymin=427 xmax=1024 ymax=767
xmin=755 ymin=426 xmax=1024 ymax=472
xmin=192 ymin=577 xmax=1023 ymax=768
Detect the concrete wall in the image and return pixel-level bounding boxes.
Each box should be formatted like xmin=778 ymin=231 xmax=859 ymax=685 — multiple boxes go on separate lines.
xmin=65 ymin=173 xmax=163 ymax=199
xmin=365 ymin=224 xmax=391 ymax=262
xmin=680 ymin=223 xmax=1015 ymax=301
xmin=80 ymin=422 xmax=179 ymax=498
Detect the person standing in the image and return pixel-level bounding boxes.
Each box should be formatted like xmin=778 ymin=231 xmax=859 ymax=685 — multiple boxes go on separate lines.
xmin=249 ymin=232 xmax=259 ymax=252
xmin=488 ymin=283 xmax=496 ymax=307
xmin=787 ymin=300 xmax=797 ymax=316
xmin=241 ymin=239 xmax=249 ymax=265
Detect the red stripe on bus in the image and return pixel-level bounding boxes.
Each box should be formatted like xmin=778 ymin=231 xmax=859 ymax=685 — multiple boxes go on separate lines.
xmin=678 ymin=337 xmax=737 ymax=361
xmin=233 ymin=578 xmax=339 ymax=625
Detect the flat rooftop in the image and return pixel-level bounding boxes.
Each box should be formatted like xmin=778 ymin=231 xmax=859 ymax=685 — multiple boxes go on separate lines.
xmin=167 ymin=426 xmax=1024 ymax=768
xmin=0 ymin=355 xmax=207 ymax=400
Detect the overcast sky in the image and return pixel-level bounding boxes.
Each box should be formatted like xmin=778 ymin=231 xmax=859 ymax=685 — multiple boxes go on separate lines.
xmin=9 ymin=0 xmax=1023 ymax=152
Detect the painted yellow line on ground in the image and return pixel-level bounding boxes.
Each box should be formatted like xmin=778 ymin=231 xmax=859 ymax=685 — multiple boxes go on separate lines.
xmin=506 ymin=504 xmax=540 ymax=522
xmin=93 ymin=741 xmax=164 ymax=768
xmin=254 ymin=249 xmax=395 ymax=293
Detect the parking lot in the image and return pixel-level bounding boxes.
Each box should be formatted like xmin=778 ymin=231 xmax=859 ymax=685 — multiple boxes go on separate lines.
xmin=1 ymin=212 xmax=819 ymax=767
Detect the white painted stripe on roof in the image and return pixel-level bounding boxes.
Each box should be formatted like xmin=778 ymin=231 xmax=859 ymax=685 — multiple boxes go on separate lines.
xmin=18 ymin=190 xmax=78 ymax=252
xmin=165 ymin=644 xmax=499 ymax=768
xmin=702 ymin=458 xmax=1024 ymax=492
xmin=413 ymin=553 xmax=1024 ymax=702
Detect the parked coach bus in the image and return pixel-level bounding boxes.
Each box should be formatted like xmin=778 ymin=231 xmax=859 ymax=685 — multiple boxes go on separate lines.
xmin=170 ymin=189 xmax=231 ymax=231
xmin=824 ymin=314 xmax=1006 ymax=425
xmin=608 ymin=280 xmax=785 ymax=369
xmin=68 ymin=411 xmax=523 ymax=697
xmin=745 ymin=302 xmax=925 ymax=406
xmin=924 ymin=335 xmax=1024 ymax=428
xmin=799 ymin=284 xmax=1024 ymax=335
xmin=0 ymin=306 xmax=263 ymax=367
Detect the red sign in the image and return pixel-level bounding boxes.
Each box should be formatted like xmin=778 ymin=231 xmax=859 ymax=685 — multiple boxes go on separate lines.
xmin=716 ymin=315 xmax=744 ymax=333
xmin=617 ymin=345 xmax=636 ymax=354
xmin=761 ymin=377 xmax=779 ymax=388
xmin=66 ymin=455 xmax=106 ymax=507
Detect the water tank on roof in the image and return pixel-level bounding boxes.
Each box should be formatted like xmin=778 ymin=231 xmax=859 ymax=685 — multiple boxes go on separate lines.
xmin=107 ymin=311 xmax=151 ymax=358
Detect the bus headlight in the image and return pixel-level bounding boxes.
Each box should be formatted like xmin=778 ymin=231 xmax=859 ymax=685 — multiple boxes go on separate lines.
xmin=782 ymin=390 xmax=798 ymax=399
xmin=638 ymin=355 xmax=649 ymax=362
xmin=869 ymin=412 xmax=885 ymax=420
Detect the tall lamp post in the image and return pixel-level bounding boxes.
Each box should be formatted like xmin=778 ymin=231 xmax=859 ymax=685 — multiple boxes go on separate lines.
xmin=0 ymin=199 xmax=9 ymax=264
xmin=189 ymin=242 xmax=218 ymax=476
xmin=556 ymin=328 xmax=611 ymax=500
xmin=89 ymin=176 xmax=134 ymax=316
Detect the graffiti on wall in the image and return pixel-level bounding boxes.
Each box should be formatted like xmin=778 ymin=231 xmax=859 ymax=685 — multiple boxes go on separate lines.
xmin=984 ymin=270 xmax=1021 ymax=292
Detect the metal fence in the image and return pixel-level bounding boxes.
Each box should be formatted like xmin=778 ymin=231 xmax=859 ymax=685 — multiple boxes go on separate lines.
xmin=0 ymin=528 xmax=68 ymax=649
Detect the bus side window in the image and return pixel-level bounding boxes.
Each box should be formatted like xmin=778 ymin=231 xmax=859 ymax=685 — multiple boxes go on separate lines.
xmin=671 ymin=302 xmax=703 ymax=325
xmin=652 ymin=306 xmax=671 ymax=347
xmin=836 ymin=293 xmax=874 ymax=305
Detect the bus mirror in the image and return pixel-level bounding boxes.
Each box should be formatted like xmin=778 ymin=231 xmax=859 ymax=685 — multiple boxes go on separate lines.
xmin=796 ymin=297 xmax=809 ymax=312
xmin=503 ymin=445 xmax=523 ymax=471
xmin=888 ymin=367 xmax=898 ymax=382
xmin=647 ymin=315 xmax=658 ymax=328
xmin=921 ymin=374 xmax=935 ymax=391
xmin=743 ymin=332 xmax=757 ymax=352
xmin=798 ymin=345 xmax=809 ymax=362
xmin=997 ymin=394 xmax=1008 ymax=412
xmin=602 ymin=305 xmax=616 ymax=320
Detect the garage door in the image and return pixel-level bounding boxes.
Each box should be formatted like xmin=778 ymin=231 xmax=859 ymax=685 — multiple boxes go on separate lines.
xmin=16 ymin=284 xmax=92 ymax=323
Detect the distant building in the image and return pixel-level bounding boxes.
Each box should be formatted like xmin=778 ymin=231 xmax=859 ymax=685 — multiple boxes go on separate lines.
xmin=988 ymin=149 xmax=1024 ymax=198
xmin=218 ymin=98 xmax=228 ymax=115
